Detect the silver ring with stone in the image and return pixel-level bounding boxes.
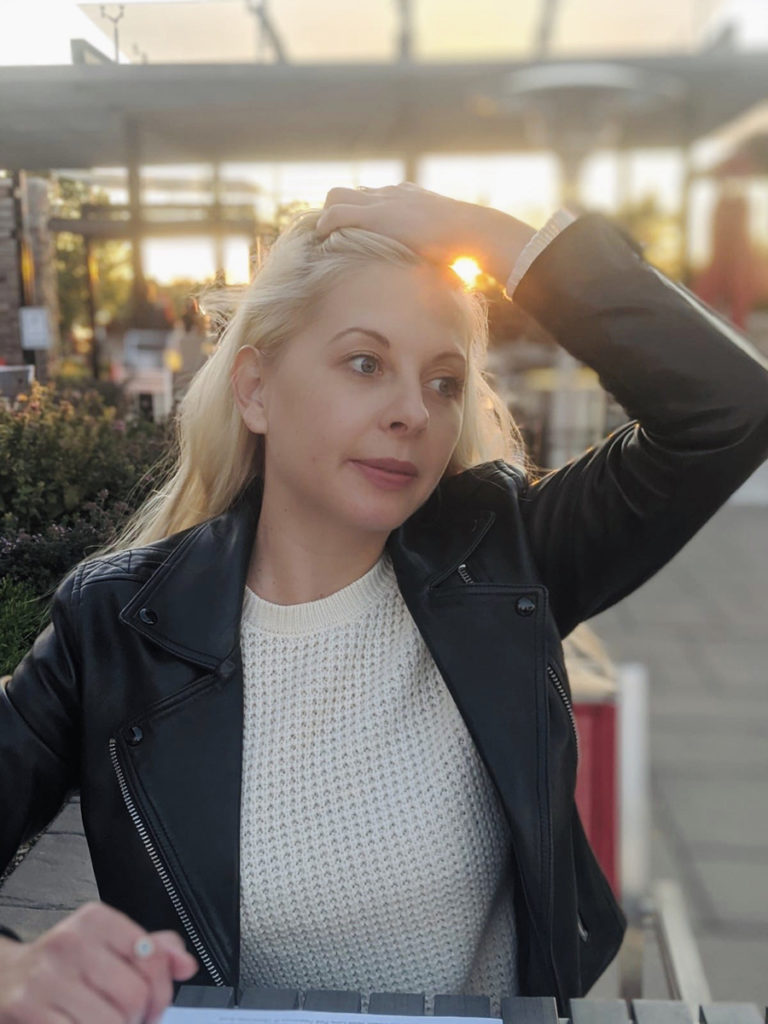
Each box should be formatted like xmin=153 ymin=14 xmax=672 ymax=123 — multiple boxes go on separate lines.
xmin=134 ymin=936 xmax=155 ymax=959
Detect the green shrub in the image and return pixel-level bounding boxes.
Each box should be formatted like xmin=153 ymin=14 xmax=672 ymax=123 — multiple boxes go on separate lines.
xmin=0 ymin=577 xmax=48 ymax=677
xmin=0 ymin=382 xmax=174 ymax=668
xmin=51 ymin=373 xmax=134 ymax=421
xmin=0 ymin=381 xmax=172 ymax=535
xmin=0 ymin=492 xmax=132 ymax=598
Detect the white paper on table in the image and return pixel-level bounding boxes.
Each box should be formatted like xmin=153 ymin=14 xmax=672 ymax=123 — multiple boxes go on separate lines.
xmin=161 ymin=1008 xmax=502 ymax=1024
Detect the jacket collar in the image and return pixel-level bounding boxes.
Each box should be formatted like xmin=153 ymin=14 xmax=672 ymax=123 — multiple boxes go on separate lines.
xmin=120 ymin=466 xmax=503 ymax=667
xmin=120 ymin=480 xmax=262 ymax=669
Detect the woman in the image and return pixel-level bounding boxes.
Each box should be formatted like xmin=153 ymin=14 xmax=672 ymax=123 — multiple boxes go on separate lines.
xmin=2 ymin=183 xmax=767 ymax=1023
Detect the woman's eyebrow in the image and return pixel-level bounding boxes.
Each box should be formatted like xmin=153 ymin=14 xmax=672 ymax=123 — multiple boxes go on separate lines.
xmin=433 ymin=349 xmax=467 ymax=367
xmin=328 ymin=327 xmax=390 ymax=347
xmin=327 ymin=327 xmax=467 ymax=366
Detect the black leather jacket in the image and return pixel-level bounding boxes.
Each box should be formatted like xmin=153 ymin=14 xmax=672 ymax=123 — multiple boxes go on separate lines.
xmin=3 ymin=215 xmax=768 ymax=1008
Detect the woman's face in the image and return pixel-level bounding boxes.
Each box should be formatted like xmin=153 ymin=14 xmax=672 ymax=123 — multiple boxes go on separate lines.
xmin=237 ymin=262 xmax=468 ymax=543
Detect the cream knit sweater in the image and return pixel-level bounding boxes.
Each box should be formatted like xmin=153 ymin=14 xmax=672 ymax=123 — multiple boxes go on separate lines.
xmin=238 ymin=553 xmax=518 ymax=1011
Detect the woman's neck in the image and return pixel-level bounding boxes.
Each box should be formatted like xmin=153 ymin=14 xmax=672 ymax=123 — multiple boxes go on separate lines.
xmin=247 ymin=502 xmax=388 ymax=606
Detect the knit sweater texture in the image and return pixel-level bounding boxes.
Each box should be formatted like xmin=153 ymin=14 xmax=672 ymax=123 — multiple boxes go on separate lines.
xmin=238 ymin=553 xmax=518 ymax=1011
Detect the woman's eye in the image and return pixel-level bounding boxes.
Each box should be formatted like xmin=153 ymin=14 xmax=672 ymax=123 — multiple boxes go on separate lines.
xmin=349 ymin=354 xmax=380 ymax=375
xmin=428 ymin=377 xmax=464 ymax=399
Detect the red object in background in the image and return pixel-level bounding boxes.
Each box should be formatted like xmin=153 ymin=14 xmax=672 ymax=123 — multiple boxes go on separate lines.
xmin=691 ymin=192 xmax=760 ymax=330
xmin=574 ymin=701 xmax=618 ymax=897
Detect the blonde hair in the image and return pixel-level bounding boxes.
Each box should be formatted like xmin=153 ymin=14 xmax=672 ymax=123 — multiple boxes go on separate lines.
xmin=110 ymin=209 xmax=528 ymax=551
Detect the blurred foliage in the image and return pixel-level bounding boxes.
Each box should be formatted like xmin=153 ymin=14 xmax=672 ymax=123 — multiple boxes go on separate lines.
xmin=0 ymin=381 xmax=171 ymax=536
xmin=0 ymin=381 xmax=173 ymax=670
xmin=53 ymin=177 xmax=133 ymax=339
xmin=0 ymin=381 xmax=173 ymax=672
xmin=0 ymin=577 xmax=47 ymax=678
xmin=52 ymin=364 xmax=135 ymax=417
xmin=613 ymin=196 xmax=685 ymax=281
xmin=0 ymin=493 xmax=134 ymax=599
xmin=159 ymin=277 xmax=211 ymax=319
xmin=56 ymin=228 xmax=88 ymax=343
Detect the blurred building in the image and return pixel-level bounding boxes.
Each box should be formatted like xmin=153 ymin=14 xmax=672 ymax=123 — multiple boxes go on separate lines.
xmin=3 ymin=0 xmax=768 ymax=422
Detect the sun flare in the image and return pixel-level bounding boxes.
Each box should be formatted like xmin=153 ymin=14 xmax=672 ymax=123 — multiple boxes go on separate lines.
xmin=450 ymin=257 xmax=482 ymax=288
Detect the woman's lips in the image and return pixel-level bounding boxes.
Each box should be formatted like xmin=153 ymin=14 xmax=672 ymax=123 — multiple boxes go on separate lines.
xmin=351 ymin=458 xmax=419 ymax=490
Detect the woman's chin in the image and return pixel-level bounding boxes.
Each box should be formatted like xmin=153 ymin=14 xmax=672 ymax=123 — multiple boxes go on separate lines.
xmin=338 ymin=494 xmax=426 ymax=537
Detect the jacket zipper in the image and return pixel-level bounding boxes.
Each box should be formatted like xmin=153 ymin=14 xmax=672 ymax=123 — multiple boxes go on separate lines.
xmin=456 ymin=562 xmax=474 ymax=584
xmin=428 ymin=512 xmax=495 ymax=591
xmin=545 ymin=666 xmax=587 ymax=942
xmin=546 ymin=662 xmax=580 ymax=765
xmin=108 ymin=737 xmax=225 ymax=986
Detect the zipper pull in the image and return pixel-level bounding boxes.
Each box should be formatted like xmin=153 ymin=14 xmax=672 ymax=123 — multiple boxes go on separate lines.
xmin=457 ymin=563 xmax=474 ymax=584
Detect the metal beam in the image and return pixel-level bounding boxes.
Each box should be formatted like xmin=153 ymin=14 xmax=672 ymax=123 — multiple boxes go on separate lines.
xmin=534 ymin=0 xmax=561 ymax=57
xmin=125 ymin=118 xmax=145 ymax=309
xmin=652 ymin=879 xmax=712 ymax=1006
xmin=396 ymin=0 xmax=413 ymax=62
xmin=49 ymin=214 xmax=256 ymax=240
xmin=246 ymin=1 xmax=287 ymax=63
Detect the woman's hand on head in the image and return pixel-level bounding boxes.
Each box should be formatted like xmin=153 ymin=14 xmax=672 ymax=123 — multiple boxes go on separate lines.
xmin=316 ymin=182 xmax=536 ymax=287
xmin=0 ymin=901 xmax=197 ymax=1024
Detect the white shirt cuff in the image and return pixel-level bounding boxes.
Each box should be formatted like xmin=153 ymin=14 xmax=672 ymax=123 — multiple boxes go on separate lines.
xmin=503 ymin=208 xmax=578 ymax=301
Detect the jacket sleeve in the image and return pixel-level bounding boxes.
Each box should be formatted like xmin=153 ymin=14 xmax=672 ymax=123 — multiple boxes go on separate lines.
xmin=511 ymin=212 xmax=768 ymax=639
xmin=0 ymin=570 xmax=82 ymax=874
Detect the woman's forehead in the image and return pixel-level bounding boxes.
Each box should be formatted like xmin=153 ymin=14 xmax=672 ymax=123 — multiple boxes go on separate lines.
xmin=316 ymin=261 xmax=472 ymax=339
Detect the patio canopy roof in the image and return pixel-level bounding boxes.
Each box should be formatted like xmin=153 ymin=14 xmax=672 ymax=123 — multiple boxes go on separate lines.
xmin=2 ymin=51 xmax=768 ymax=170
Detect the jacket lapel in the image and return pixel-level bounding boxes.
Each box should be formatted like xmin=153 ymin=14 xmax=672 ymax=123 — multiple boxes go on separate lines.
xmin=388 ymin=479 xmax=553 ymax=928
xmin=116 ymin=482 xmax=261 ymax=986
xmin=120 ymin=481 xmax=262 ymax=667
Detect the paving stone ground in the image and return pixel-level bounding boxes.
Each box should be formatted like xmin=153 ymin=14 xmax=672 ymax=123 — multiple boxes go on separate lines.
xmin=591 ymin=482 xmax=768 ymax=1005
xmin=1 ymin=478 xmax=766 ymax=1006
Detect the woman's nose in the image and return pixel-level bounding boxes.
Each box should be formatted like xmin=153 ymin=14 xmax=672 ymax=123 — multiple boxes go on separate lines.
xmin=385 ymin=381 xmax=429 ymax=433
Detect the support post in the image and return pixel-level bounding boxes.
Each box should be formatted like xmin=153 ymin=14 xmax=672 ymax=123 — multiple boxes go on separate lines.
xmin=212 ymin=162 xmax=225 ymax=285
xmin=125 ymin=118 xmax=145 ymax=318
xmin=84 ymin=237 xmax=99 ymax=378
xmin=680 ymin=144 xmax=694 ymax=284
xmin=402 ymin=152 xmax=419 ymax=185
xmin=396 ymin=0 xmax=412 ymax=62
xmin=617 ymin=662 xmax=651 ymax=999
xmin=14 ymin=171 xmax=36 ymax=370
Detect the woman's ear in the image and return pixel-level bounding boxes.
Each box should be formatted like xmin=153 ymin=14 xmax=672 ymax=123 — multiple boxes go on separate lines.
xmin=232 ymin=346 xmax=268 ymax=435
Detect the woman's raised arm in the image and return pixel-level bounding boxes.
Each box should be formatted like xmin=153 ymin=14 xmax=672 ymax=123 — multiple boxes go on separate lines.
xmin=319 ymin=183 xmax=768 ymax=637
